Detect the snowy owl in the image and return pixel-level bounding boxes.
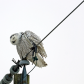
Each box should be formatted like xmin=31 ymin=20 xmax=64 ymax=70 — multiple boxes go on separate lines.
xmin=10 ymin=31 xmax=47 ymax=67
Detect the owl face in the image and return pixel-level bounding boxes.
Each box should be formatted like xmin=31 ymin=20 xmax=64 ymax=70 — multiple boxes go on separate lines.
xmin=10 ymin=33 xmax=21 ymax=45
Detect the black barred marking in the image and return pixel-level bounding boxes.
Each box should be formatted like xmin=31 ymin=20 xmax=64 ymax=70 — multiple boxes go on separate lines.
xmin=10 ymin=34 xmax=15 ymax=38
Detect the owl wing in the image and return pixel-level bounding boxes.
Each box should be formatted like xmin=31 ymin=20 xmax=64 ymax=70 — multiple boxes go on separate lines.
xmin=24 ymin=31 xmax=47 ymax=58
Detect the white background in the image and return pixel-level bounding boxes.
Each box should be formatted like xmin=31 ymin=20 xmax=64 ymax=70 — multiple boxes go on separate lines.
xmin=0 ymin=0 xmax=84 ymax=84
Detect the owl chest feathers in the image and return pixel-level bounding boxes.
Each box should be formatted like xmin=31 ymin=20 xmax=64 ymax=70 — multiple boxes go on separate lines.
xmin=16 ymin=36 xmax=32 ymax=59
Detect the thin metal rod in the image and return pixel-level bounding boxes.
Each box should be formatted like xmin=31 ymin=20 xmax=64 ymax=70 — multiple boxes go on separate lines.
xmin=37 ymin=0 xmax=84 ymax=46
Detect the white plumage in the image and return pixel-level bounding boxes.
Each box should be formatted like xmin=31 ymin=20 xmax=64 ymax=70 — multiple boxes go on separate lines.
xmin=10 ymin=31 xmax=47 ymax=67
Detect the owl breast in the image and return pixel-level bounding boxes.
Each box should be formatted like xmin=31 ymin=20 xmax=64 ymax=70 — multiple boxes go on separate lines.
xmin=16 ymin=36 xmax=33 ymax=60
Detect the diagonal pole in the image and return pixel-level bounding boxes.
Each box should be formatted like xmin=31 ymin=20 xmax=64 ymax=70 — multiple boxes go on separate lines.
xmin=37 ymin=0 xmax=84 ymax=46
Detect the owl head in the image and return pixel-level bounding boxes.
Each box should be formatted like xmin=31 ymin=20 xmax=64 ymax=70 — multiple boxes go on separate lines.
xmin=10 ymin=33 xmax=22 ymax=45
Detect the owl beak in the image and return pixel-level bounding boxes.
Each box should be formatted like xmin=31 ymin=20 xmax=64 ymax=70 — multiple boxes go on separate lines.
xmin=12 ymin=41 xmax=16 ymax=43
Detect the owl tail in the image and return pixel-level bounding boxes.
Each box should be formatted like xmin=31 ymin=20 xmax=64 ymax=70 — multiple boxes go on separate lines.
xmin=30 ymin=53 xmax=47 ymax=68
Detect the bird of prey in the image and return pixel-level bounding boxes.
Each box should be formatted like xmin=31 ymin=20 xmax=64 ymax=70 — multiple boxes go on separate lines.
xmin=10 ymin=31 xmax=47 ymax=67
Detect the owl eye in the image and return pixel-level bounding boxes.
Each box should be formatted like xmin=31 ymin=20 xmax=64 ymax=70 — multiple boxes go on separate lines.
xmin=13 ymin=37 xmax=15 ymax=39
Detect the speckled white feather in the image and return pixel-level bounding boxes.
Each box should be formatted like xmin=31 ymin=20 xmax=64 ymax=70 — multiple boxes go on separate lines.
xmin=10 ymin=30 xmax=47 ymax=67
